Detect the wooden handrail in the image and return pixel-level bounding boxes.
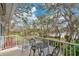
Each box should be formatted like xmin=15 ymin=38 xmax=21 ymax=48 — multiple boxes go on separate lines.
xmin=36 ymin=37 xmax=79 ymax=46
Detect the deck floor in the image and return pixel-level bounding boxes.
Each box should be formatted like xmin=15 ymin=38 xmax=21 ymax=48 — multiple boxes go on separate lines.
xmin=0 ymin=46 xmax=63 ymax=56
xmin=0 ymin=39 xmax=64 ymax=56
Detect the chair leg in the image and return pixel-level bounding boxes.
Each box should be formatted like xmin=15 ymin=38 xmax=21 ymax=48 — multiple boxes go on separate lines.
xmin=29 ymin=49 xmax=31 ymax=56
xmin=33 ymin=49 xmax=36 ymax=56
xmin=43 ymin=51 xmax=45 ymax=56
xmin=38 ymin=48 xmax=40 ymax=56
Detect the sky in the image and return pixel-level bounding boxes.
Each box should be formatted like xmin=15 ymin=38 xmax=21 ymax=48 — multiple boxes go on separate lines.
xmin=32 ymin=3 xmax=49 ymax=16
xmin=32 ymin=3 xmax=79 ymax=16
xmin=71 ymin=8 xmax=79 ymax=16
xmin=16 ymin=3 xmax=79 ymax=16
xmin=20 ymin=3 xmax=49 ymax=24
xmin=13 ymin=3 xmax=79 ymax=27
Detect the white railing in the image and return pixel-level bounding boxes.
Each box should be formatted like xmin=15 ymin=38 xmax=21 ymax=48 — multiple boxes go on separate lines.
xmin=0 ymin=35 xmax=21 ymax=50
xmin=0 ymin=35 xmax=79 ymax=56
xmin=46 ymin=39 xmax=79 ymax=56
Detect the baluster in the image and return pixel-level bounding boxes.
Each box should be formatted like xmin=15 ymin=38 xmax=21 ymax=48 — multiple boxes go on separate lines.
xmin=70 ymin=45 xmax=72 ymax=56
xmin=60 ymin=42 xmax=61 ymax=55
xmin=66 ymin=45 xmax=68 ymax=56
xmin=63 ymin=43 xmax=65 ymax=55
xmin=47 ymin=40 xmax=49 ymax=54
xmin=74 ymin=45 xmax=76 ymax=56
xmin=15 ymin=36 xmax=16 ymax=46
xmin=55 ymin=42 xmax=57 ymax=46
xmin=52 ymin=41 xmax=54 ymax=46
xmin=57 ymin=42 xmax=58 ymax=47
xmin=53 ymin=41 xmax=55 ymax=47
xmin=55 ymin=41 xmax=56 ymax=47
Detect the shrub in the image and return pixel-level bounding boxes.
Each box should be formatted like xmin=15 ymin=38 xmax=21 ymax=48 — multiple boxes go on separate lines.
xmin=64 ymin=35 xmax=71 ymax=42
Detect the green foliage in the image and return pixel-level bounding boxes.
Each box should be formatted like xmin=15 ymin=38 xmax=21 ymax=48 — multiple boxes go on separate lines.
xmin=63 ymin=44 xmax=79 ymax=56
xmin=64 ymin=35 xmax=71 ymax=42
xmin=76 ymin=47 xmax=79 ymax=56
xmin=64 ymin=45 xmax=74 ymax=56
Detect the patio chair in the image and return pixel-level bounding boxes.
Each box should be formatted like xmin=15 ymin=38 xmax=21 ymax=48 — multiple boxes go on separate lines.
xmin=29 ymin=38 xmax=37 ymax=56
xmin=46 ymin=46 xmax=60 ymax=56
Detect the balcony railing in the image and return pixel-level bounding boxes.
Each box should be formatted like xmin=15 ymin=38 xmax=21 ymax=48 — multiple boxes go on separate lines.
xmin=0 ymin=35 xmax=79 ymax=56
xmin=32 ymin=37 xmax=79 ymax=56
xmin=46 ymin=38 xmax=79 ymax=56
